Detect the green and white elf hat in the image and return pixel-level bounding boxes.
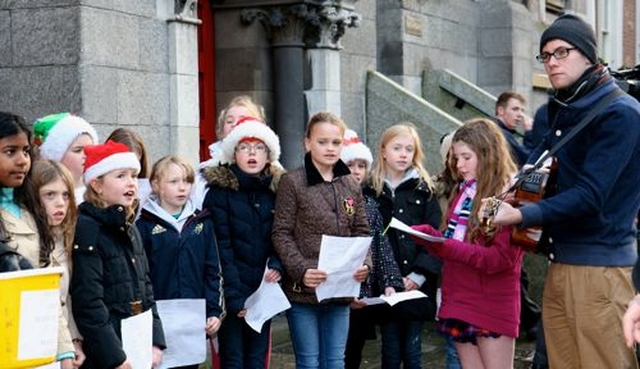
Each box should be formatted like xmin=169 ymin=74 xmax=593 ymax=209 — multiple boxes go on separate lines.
xmin=34 ymin=113 xmax=99 ymax=162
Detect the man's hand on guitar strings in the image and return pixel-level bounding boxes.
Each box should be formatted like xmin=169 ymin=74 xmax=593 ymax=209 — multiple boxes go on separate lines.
xmin=479 ymin=197 xmax=523 ymax=227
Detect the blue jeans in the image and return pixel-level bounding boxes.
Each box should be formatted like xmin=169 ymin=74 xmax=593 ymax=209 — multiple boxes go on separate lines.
xmin=445 ymin=335 xmax=461 ymax=369
xmin=218 ymin=314 xmax=270 ymax=368
xmin=286 ymin=302 xmax=350 ymax=369
xmin=380 ymin=320 xmax=423 ymax=369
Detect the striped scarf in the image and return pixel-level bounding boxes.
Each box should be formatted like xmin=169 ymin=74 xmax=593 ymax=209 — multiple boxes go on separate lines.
xmin=443 ymin=180 xmax=476 ymax=242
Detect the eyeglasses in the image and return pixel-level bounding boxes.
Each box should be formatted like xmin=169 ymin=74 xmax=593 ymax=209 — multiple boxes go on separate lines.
xmin=236 ymin=143 xmax=268 ymax=154
xmin=536 ymin=47 xmax=576 ymax=63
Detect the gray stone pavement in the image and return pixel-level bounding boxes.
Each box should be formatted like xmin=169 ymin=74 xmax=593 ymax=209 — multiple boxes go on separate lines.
xmin=267 ymin=314 xmax=536 ymax=369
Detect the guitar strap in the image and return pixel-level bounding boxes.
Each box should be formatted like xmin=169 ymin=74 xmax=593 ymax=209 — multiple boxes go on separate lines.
xmin=511 ymin=88 xmax=625 ymax=190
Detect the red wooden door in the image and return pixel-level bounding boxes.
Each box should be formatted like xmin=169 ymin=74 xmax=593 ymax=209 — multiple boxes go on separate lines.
xmin=198 ymin=0 xmax=216 ymax=162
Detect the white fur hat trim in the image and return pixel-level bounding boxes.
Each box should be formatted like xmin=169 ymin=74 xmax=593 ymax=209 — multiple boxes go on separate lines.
xmin=221 ymin=121 xmax=281 ymax=164
xmin=39 ymin=115 xmax=99 ymax=162
xmin=83 ymin=152 xmax=141 ymax=184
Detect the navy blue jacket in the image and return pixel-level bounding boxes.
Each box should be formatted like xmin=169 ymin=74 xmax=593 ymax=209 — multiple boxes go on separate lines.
xmin=492 ymin=117 xmax=531 ymax=167
xmin=521 ymin=77 xmax=640 ymax=266
xmin=203 ymin=164 xmax=284 ymax=315
xmin=136 ymin=200 xmax=224 ymax=319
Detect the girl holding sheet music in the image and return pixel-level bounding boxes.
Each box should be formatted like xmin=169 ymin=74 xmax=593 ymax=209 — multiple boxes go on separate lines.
xmin=340 ymin=129 xmax=405 ymax=369
xmin=70 ymin=140 xmax=165 ymax=369
xmin=363 ymin=123 xmax=442 ymax=368
xmin=411 ymin=118 xmax=524 ymax=369
xmin=202 ymin=117 xmax=283 ymax=368
xmin=136 ymin=154 xmax=224 ymax=369
xmin=272 ymin=112 xmax=370 ymax=369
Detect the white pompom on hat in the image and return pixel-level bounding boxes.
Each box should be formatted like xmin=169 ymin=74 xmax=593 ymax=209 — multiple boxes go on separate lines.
xmin=340 ymin=129 xmax=373 ymax=167
xmin=221 ymin=116 xmax=281 ymax=164
xmin=83 ymin=140 xmax=141 ymax=184
xmin=34 ymin=113 xmax=99 ymax=162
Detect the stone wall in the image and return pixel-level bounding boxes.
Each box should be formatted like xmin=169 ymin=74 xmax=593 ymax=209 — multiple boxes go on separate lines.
xmin=0 ymin=2 xmax=83 ymax=122
xmin=339 ymin=0 xmax=376 ymax=137
xmin=0 ymin=0 xmax=200 ymax=165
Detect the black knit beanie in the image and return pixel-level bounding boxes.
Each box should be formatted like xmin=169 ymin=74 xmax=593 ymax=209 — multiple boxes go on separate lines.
xmin=540 ymin=14 xmax=597 ymax=64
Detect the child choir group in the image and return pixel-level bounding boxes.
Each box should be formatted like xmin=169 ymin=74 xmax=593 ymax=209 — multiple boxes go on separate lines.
xmin=0 ymin=95 xmax=524 ymax=369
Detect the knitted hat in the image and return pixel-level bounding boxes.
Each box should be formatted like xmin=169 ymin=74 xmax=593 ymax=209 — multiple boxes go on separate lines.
xmin=340 ymin=129 xmax=373 ymax=167
xmin=221 ymin=117 xmax=281 ymax=164
xmin=34 ymin=113 xmax=99 ymax=162
xmin=83 ymin=140 xmax=141 ymax=184
xmin=540 ymin=14 xmax=597 ymax=64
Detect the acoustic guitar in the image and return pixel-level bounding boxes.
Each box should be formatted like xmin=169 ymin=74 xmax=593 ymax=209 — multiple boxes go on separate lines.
xmin=508 ymin=158 xmax=557 ymax=253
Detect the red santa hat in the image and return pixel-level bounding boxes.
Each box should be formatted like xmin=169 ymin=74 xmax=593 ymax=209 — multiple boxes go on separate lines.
xmin=83 ymin=140 xmax=141 ymax=184
xmin=221 ymin=117 xmax=281 ymax=164
xmin=340 ymin=129 xmax=373 ymax=167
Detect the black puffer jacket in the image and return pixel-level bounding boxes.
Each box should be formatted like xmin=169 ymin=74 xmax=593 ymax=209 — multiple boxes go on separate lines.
xmin=203 ymin=164 xmax=284 ymax=315
xmin=364 ymin=175 xmax=442 ymax=300
xmin=0 ymin=241 xmax=33 ymax=272
xmin=71 ymin=203 xmax=165 ymax=369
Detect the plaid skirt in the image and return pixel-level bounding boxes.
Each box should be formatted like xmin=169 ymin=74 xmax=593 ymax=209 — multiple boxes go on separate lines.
xmin=436 ymin=318 xmax=501 ymax=345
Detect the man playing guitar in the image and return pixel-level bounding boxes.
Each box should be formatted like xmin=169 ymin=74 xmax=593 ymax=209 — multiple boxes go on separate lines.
xmin=485 ymin=14 xmax=640 ymax=369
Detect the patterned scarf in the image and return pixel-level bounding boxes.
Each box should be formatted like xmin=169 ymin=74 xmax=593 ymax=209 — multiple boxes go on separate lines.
xmin=443 ymin=180 xmax=476 ymax=242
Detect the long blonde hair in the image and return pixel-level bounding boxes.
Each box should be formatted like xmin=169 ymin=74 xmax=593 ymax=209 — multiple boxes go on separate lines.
xmin=217 ymin=95 xmax=266 ymax=138
xmin=369 ymin=123 xmax=433 ymax=196
xmin=447 ymin=118 xmax=517 ymax=241
xmin=31 ymin=160 xmax=78 ymax=257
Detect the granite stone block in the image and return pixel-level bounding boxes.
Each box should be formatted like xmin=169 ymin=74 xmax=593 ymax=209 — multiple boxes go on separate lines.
xmin=0 ymin=11 xmax=10 ymax=66
xmin=116 ymin=70 xmax=170 ymax=128
xmin=13 ymin=7 xmax=80 ymax=66
xmin=0 ymin=66 xmax=81 ymax=123
xmin=81 ymin=7 xmax=139 ymax=69
xmin=139 ymin=18 xmax=168 ymax=73
xmin=79 ymin=65 xmax=118 ymax=124
xmin=81 ymin=0 xmax=155 ymax=17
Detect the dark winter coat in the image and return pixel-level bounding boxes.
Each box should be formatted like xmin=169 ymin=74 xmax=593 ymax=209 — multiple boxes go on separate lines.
xmin=136 ymin=202 xmax=225 ymax=319
xmin=71 ymin=203 xmax=165 ymax=369
xmin=363 ymin=173 xmax=442 ymax=301
xmin=272 ymin=153 xmax=371 ymax=305
xmin=0 ymin=240 xmax=33 ymax=272
xmin=492 ymin=117 xmax=531 ymax=167
xmin=522 ymin=76 xmax=640 ymax=266
xmin=202 ymin=164 xmax=284 ymax=314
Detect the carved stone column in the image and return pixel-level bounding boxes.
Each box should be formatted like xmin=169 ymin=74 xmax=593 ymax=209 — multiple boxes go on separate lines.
xmin=242 ymin=5 xmax=310 ymax=168
xmin=167 ymin=0 xmax=201 ymax=163
xmin=305 ymin=1 xmax=361 ymax=119
xmin=242 ymin=1 xmax=360 ymax=168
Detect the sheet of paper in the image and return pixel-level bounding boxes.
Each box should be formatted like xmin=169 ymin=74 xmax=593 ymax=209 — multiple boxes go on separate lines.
xmin=18 ymin=289 xmax=60 ymax=360
xmin=244 ymin=264 xmax=291 ymax=333
xmin=388 ymin=217 xmax=446 ymax=242
xmin=121 ymin=309 xmax=152 ymax=369
xmin=360 ymin=290 xmax=428 ymax=307
xmin=157 ymin=299 xmax=207 ymax=368
xmin=382 ymin=290 xmax=427 ymax=306
xmin=316 ymin=235 xmax=372 ymax=302
xmin=359 ymin=296 xmax=387 ymax=306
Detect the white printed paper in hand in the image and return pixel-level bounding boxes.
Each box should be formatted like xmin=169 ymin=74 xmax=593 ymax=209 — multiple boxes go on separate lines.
xmin=157 ymin=299 xmax=207 ymax=369
xmin=360 ymin=290 xmax=428 ymax=306
xmin=18 ymin=289 xmax=60 ymax=360
xmin=244 ymin=264 xmax=291 ymax=333
xmin=388 ymin=217 xmax=446 ymax=242
xmin=316 ymin=235 xmax=372 ymax=302
xmin=121 ymin=309 xmax=153 ymax=369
